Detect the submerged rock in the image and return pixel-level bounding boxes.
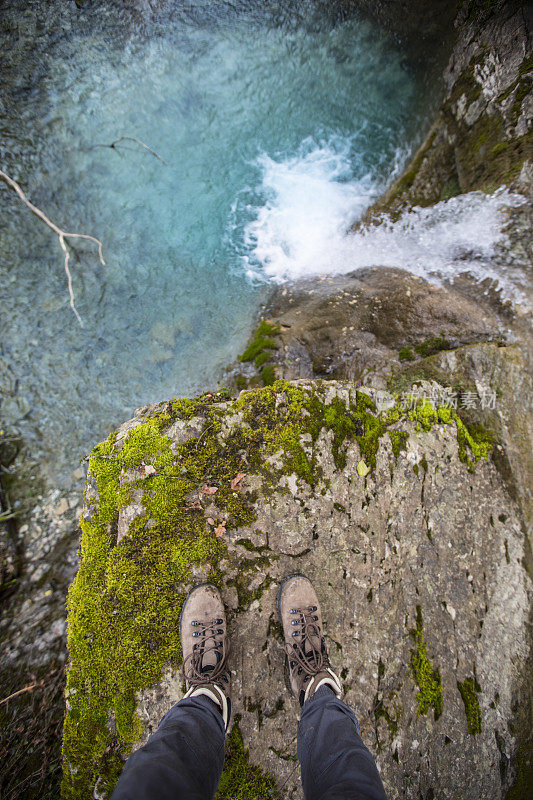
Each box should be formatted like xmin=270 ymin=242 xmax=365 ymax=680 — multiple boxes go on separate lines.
xmin=62 ymin=379 xmax=531 ymax=799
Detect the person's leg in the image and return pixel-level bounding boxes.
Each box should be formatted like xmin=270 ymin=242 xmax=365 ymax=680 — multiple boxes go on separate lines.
xmin=278 ymin=575 xmax=387 ymax=800
xmin=298 ymin=686 xmax=387 ymax=800
xmin=111 ymin=693 xmax=225 ymax=800
xmin=111 ymin=584 xmax=231 ymax=800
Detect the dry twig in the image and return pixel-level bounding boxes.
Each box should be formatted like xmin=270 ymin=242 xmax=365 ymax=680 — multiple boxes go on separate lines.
xmin=95 ymin=136 xmax=168 ymax=165
xmin=0 ymin=510 xmax=18 ymax=522
xmin=195 ymin=424 xmax=214 ymax=450
xmin=0 ymin=169 xmax=105 ymax=326
xmin=0 ymin=680 xmax=44 ymax=705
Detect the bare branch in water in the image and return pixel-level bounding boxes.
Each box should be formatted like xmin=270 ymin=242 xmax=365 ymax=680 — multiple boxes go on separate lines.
xmin=0 ymin=170 xmax=105 ymax=326
xmin=95 ymin=136 xmax=168 ymax=165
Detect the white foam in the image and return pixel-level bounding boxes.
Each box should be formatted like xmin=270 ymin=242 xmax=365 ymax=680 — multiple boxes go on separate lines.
xmin=241 ymin=138 xmax=528 ymax=302
xmin=241 ymin=136 xmax=379 ymax=280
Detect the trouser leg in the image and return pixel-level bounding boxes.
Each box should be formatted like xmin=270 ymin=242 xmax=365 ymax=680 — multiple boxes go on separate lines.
xmin=111 ymin=694 xmax=225 ymax=800
xmin=297 ymin=686 xmax=387 ymax=800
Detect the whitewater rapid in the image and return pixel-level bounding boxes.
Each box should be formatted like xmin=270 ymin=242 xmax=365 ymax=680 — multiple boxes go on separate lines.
xmin=235 ymin=136 xmax=528 ymax=303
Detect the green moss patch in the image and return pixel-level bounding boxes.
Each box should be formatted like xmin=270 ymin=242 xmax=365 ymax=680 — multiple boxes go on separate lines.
xmin=216 ymin=716 xmax=276 ymax=800
xmin=407 ymin=398 xmax=492 ymax=469
xmin=457 ymin=677 xmax=482 ymax=735
xmin=62 ymin=419 xmax=225 ymax=797
xmin=235 ymin=374 xmax=248 ymax=391
xmin=410 ymin=606 xmax=443 ymax=720
xmin=323 ymin=393 xmax=385 ymax=470
xmin=388 ymin=430 xmax=408 ymax=458
xmin=260 ymin=364 xmax=276 ymax=386
xmin=254 ymin=351 xmax=271 ymax=368
xmin=237 ymin=320 xmax=281 ymax=387
xmin=455 ymin=418 xmax=493 ymax=466
xmin=399 ymin=337 xmax=452 ymax=363
xmin=413 ymin=336 xmax=451 ymax=358
xmin=170 ymin=389 xmax=232 ymax=420
xmin=398 ymin=347 xmax=415 ymax=362
xmin=238 ymin=321 xmax=280 ymax=365
xmin=408 ymin=398 xmax=448 ymax=432
xmin=231 ymin=383 xmax=394 ymax=484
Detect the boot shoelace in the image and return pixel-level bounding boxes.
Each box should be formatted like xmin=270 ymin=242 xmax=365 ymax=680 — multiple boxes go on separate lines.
xmin=183 ymin=618 xmax=229 ymax=687
xmin=284 ymin=605 xmax=327 ymax=677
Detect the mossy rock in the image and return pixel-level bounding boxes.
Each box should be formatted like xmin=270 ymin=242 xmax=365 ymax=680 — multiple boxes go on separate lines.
xmin=357 ymin=8 xmax=532 ymax=222
xmin=62 ymin=379 xmax=529 ymax=800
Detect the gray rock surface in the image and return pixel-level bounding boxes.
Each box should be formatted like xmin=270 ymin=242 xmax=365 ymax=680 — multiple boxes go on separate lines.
xmin=1 ymin=2 xmax=531 ymax=799
xmin=254 ymin=267 xmax=506 ymax=384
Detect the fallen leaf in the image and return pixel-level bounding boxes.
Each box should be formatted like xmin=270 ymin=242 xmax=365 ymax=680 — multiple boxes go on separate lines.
xmin=206 ymin=517 xmax=215 ymax=526
xmin=214 ymin=524 xmax=226 ymax=538
xmin=356 ymin=460 xmax=370 ymax=478
xmin=200 ymin=484 xmax=218 ymax=495
xmin=230 ymin=472 xmax=246 ymax=490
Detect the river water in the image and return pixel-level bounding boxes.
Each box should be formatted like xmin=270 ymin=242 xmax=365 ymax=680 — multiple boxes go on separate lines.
xmin=0 ymin=0 xmax=520 ymax=484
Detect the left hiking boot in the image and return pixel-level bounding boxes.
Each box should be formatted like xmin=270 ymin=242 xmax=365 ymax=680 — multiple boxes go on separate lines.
xmin=180 ymin=584 xmax=231 ymax=731
xmin=278 ymin=574 xmax=343 ymax=706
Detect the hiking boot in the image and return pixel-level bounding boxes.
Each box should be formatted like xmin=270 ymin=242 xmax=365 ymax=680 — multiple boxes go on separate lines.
xmin=277 ymin=574 xmax=343 ymax=706
xmin=180 ymin=584 xmax=231 ymax=731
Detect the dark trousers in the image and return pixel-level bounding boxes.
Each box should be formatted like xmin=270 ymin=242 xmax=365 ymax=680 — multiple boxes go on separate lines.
xmin=111 ymin=686 xmax=387 ymax=800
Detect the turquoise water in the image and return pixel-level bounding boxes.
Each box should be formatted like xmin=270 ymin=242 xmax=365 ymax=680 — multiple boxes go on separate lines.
xmin=0 ymin=0 xmax=441 ymax=481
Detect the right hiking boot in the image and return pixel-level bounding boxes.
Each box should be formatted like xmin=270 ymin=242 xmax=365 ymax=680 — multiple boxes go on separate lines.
xmin=180 ymin=584 xmax=231 ymax=731
xmin=277 ymin=574 xmax=343 ymax=706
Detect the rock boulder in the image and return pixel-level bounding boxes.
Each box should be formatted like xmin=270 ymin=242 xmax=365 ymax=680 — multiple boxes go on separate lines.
xmin=61 ymin=379 xmax=531 ymax=799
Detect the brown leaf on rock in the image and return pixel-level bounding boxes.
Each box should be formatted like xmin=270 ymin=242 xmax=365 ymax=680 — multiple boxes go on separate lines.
xmin=200 ymin=484 xmax=218 ymax=495
xmin=214 ymin=524 xmax=226 ymax=538
xmin=230 ymin=472 xmax=246 ymax=491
